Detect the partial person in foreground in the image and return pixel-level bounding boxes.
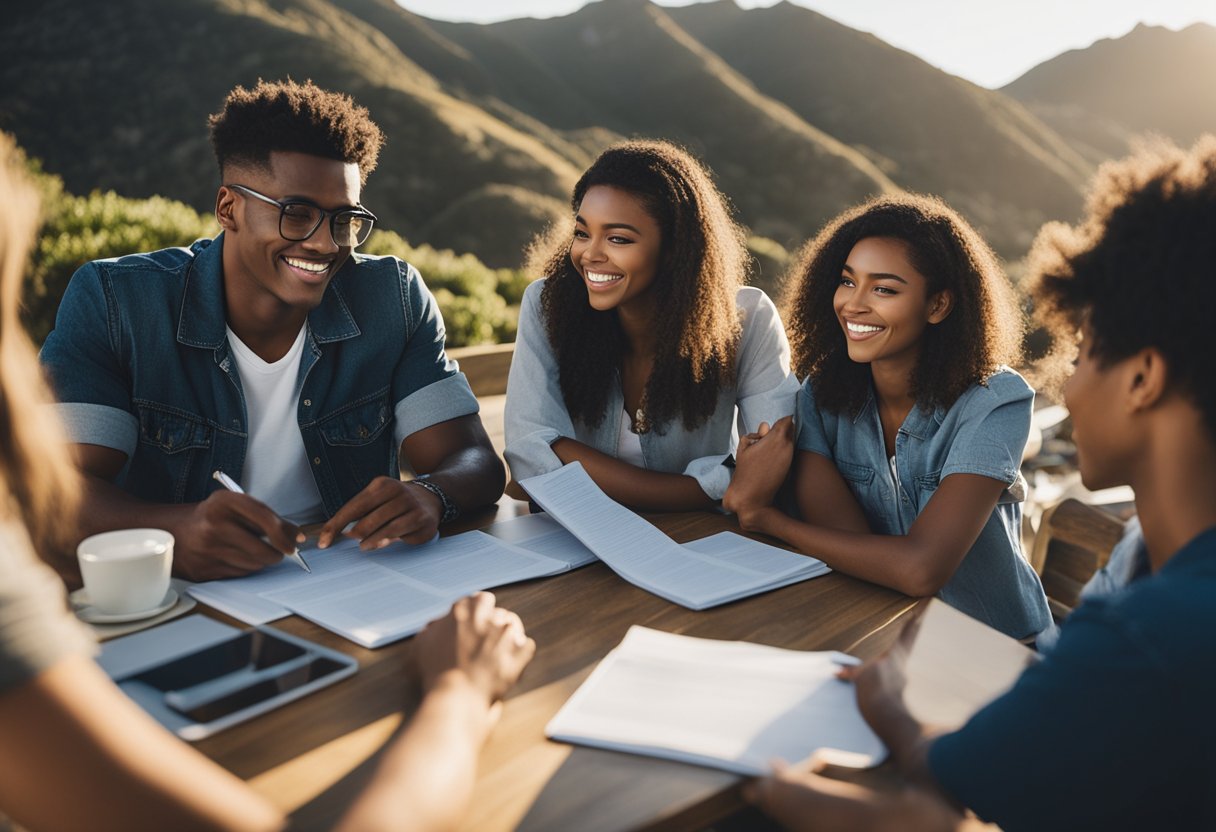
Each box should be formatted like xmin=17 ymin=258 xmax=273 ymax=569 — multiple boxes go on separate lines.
xmin=504 ymin=140 xmax=798 ymax=509
xmin=40 ymin=80 xmax=503 ymax=581
xmin=723 ymin=195 xmax=1050 ymax=640
xmin=0 ymin=132 xmax=534 ymax=832
xmin=747 ymin=138 xmax=1216 ymax=831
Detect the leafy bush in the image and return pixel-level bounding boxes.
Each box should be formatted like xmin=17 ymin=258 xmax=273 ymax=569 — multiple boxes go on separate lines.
xmin=21 ymin=169 xmax=531 ymax=347
xmin=361 ymin=229 xmax=531 ymax=345
xmin=23 ymin=167 xmax=216 ymax=344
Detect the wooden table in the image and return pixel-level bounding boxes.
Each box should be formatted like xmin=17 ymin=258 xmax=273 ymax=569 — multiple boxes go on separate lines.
xmin=192 ymin=506 xmax=1029 ymax=831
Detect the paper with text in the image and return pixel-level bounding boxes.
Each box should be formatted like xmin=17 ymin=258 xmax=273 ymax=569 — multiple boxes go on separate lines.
xmin=187 ymin=530 xmax=571 ymax=647
xmin=546 ymin=626 xmax=885 ymax=774
xmin=520 ymin=463 xmax=830 ymax=608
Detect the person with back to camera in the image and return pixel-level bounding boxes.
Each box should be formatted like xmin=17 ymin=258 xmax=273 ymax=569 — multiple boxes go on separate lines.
xmin=39 ymin=79 xmax=504 ymax=581
xmin=504 ymin=140 xmax=799 ymax=509
xmin=723 ymin=194 xmax=1051 ymax=640
xmin=0 ymin=131 xmax=535 ymax=831
xmin=744 ymin=137 xmax=1216 ymax=832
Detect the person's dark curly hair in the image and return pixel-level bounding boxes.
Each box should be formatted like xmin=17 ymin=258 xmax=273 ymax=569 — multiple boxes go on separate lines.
xmin=783 ymin=193 xmax=1023 ymax=416
xmin=208 ymin=79 xmax=383 ymax=183
xmin=528 ymin=140 xmax=746 ymax=432
xmin=1028 ymin=136 xmax=1216 ymax=440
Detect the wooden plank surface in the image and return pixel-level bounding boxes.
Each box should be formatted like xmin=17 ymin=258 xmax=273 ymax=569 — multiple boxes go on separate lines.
xmin=191 ymin=508 xmax=1027 ymax=831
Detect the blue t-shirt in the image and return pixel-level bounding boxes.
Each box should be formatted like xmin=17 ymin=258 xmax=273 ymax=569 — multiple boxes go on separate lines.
xmin=796 ymin=368 xmax=1050 ymax=639
xmin=929 ymin=526 xmax=1216 ymax=831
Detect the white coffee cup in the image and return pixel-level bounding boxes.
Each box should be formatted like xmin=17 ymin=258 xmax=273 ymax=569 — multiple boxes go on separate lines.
xmin=77 ymin=529 xmax=174 ymax=615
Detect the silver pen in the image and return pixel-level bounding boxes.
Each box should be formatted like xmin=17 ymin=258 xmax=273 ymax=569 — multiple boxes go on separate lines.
xmin=211 ymin=470 xmax=312 ymax=573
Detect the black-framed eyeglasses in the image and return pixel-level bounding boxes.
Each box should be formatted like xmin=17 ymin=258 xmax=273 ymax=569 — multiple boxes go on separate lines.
xmin=226 ymin=184 xmax=378 ymax=248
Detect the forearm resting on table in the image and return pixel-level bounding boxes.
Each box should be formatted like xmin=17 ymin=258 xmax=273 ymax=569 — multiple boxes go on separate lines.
xmin=334 ymin=673 xmax=496 ymax=832
xmin=743 ymin=508 xmax=955 ymax=597
xmin=551 ymin=437 xmax=715 ymax=511
xmin=0 ymin=656 xmax=283 ymax=832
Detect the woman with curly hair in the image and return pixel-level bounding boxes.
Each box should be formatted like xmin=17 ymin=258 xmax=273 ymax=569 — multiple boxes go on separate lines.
xmin=504 ymin=141 xmax=798 ymax=509
xmin=723 ymin=194 xmax=1050 ymax=639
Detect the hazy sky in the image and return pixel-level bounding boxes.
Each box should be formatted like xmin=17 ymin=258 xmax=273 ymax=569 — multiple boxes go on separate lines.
xmin=395 ymin=0 xmax=1216 ymax=88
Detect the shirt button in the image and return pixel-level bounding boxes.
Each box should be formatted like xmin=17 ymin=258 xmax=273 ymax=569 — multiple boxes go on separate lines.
xmin=313 ymin=457 xmax=321 ymax=466
xmin=303 ymin=399 xmax=312 ymax=407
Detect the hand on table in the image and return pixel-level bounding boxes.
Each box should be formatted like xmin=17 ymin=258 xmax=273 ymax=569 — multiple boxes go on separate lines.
xmin=746 ymin=756 xmax=962 ymax=832
xmin=317 ymin=476 xmax=442 ymax=550
xmin=836 ymin=609 xmax=922 ymax=731
xmin=414 ymin=592 xmax=536 ymax=724
xmin=723 ymin=415 xmax=795 ymax=519
xmin=172 ymin=491 xmax=304 ymax=580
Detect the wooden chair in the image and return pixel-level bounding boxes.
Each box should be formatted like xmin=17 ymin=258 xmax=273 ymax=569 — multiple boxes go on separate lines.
xmin=447 ymin=343 xmax=515 ymax=397
xmin=1029 ymin=498 xmax=1127 ymax=623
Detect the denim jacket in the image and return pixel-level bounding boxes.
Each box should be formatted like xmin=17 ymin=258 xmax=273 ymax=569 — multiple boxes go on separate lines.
xmin=504 ymin=281 xmax=799 ymax=500
xmin=39 ymin=235 xmax=478 ymax=516
xmin=796 ymin=368 xmax=1051 ymax=639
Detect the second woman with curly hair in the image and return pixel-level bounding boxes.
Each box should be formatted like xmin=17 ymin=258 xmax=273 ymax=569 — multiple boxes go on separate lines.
xmin=723 ymin=194 xmax=1050 ymax=640
xmin=504 ymin=141 xmax=798 ymax=510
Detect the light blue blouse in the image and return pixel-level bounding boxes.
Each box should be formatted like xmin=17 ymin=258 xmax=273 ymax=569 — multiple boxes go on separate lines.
xmin=796 ymin=367 xmax=1052 ymax=639
xmin=505 ymin=281 xmax=799 ymax=500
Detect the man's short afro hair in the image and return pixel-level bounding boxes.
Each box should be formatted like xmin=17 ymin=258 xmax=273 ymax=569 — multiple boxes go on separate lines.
xmin=208 ymin=79 xmax=383 ymax=183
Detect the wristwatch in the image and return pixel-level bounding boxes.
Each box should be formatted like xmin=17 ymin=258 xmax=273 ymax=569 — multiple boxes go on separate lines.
xmin=410 ymin=475 xmax=459 ymax=524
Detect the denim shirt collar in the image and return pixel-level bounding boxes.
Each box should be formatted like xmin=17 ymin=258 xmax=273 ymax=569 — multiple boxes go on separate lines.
xmin=849 ymin=384 xmax=947 ymax=440
xmin=176 ymin=233 xmax=361 ymax=349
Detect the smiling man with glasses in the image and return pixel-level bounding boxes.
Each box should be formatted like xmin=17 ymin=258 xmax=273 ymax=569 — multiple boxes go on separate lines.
xmin=39 ymin=80 xmax=505 ymax=581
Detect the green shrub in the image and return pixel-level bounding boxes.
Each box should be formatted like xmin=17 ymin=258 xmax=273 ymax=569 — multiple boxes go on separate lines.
xmin=362 ymin=229 xmax=531 ymax=346
xmin=21 ymin=172 xmax=531 ymax=347
xmin=23 ymin=167 xmax=216 ymax=344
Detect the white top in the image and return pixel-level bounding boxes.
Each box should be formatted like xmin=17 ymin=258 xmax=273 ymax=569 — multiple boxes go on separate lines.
xmin=617 ymin=409 xmax=646 ymax=467
xmin=227 ymin=325 xmax=325 ymax=523
xmin=505 ymin=283 xmax=800 ymax=501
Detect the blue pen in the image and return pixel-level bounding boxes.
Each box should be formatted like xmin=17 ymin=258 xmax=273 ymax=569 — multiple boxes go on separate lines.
xmin=211 ymin=470 xmax=312 ymax=573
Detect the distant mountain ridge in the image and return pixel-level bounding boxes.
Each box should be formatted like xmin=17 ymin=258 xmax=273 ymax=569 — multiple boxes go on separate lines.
xmin=1002 ymin=22 xmax=1216 ymax=164
xmin=1 ymin=0 xmax=1211 ymax=268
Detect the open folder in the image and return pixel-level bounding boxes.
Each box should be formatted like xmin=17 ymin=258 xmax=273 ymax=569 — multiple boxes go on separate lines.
xmin=546 ymin=626 xmax=885 ymax=774
xmin=520 ymin=462 xmax=831 ymax=609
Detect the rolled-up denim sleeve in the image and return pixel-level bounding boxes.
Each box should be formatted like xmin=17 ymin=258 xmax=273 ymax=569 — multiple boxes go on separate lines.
xmin=794 ymin=379 xmax=833 ymax=459
xmin=941 ymin=370 xmax=1033 ymax=486
xmin=391 ymin=262 xmax=479 ymax=445
xmin=503 ymin=281 xmax=570 ymax=482
xmin=38 ymin=263 xmax=138 ymax=456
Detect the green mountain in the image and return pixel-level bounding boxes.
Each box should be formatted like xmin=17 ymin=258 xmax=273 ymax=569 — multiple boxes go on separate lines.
xmin=5 ymin=0 xmax=1209 ymax=270
xmin=0 ymin=0 xmax=580 ymax=267
xmin=665 ymin=0 xmax=1092 ymax=255
xmin=1003 ymin=23 xmax=1216 ymax=162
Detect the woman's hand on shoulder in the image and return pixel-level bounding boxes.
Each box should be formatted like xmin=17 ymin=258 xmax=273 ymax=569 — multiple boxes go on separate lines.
xmin=723 ymin=415 xmax=795 ymax=522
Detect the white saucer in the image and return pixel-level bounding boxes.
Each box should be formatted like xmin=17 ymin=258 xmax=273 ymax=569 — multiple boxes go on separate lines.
xmin=70 ymin=588 xmax=179 ymax=624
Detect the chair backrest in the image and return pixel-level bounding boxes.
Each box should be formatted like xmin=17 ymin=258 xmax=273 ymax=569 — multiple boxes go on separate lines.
xmin=448 ymin=343 xmax=515 ymax=398
xmin=1029 ymin=498 xmax=1127 ymax=623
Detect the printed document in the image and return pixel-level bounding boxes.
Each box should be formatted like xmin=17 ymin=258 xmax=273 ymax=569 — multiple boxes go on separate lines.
xmin=188 ymin=530 xmax=574 ymax=648
xmin=546 ymin=626 xmax=884 ymax=774
xmin=520 ymin=462 xmax=830 ymax=608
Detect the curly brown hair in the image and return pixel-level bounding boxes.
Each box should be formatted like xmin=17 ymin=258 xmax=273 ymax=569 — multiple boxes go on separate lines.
xmin=783 ymin=193 xmax=1023 ymax=415
xmin=1028 ymin=136 xmax=1216 ymax=438
xmin=529 ymin=140 xmax=747 ymax=432
xmin=208 ymin=79 xmax=383 ymax=183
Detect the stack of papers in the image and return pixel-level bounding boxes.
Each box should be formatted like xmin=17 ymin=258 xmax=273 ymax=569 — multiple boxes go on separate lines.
xmin=520 ymin=462 xmax=830 ymax=609
xmin=546 ymin=626 xmax=884 ymax=773
xmin=188 ymin=527 xmax=592 ymax=648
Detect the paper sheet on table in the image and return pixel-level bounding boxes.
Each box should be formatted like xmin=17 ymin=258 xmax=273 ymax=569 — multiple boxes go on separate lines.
xmin=484 ymin=512 xmax=598 ymax=569
xmin=546 ymin=626 xmax=885 ymax=774
xmin=520 ymin=462 xmax=829 ymax=608
xmin=187 ymin=530 xmax=572 ymax=648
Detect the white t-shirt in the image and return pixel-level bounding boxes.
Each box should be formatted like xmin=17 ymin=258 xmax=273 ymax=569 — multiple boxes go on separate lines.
xmin=616 ymin=408 xmax=646 ymax=467
xmin=227 ymin=325 xmax=325 ymax=524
